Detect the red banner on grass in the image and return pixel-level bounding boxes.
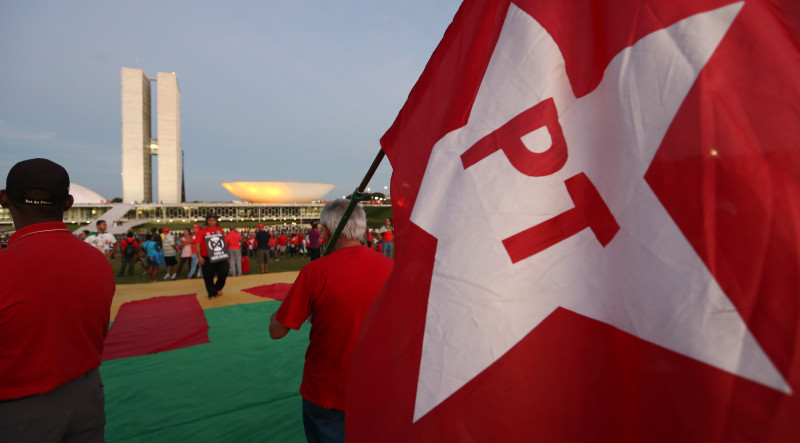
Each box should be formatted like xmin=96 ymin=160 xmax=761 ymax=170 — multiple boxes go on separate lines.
xmin=242 ymin=283 xmax=292 ymax=301
xmin=103 ymin=294 xmax=210 ymax=361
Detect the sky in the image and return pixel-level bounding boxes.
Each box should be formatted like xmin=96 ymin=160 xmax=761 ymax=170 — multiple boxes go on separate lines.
xmin=0 ymin=0 xmax=462 ymax=202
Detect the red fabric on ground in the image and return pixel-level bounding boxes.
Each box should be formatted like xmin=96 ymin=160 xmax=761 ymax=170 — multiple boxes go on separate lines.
xmin=103 ymin=294 xmax=210 ymax=361
xmin=242 ymin=283 xmax=292 ymax=301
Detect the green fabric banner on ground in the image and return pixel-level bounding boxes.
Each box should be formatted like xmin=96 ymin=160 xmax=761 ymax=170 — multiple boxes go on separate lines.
xmin=102 ymin=301 xmax=309 ymax=442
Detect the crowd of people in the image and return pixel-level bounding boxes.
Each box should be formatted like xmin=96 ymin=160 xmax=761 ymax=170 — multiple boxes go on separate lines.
xmin=80 ymin=219 xmax=395 ymax=286
xmin=1 ymin=158 xmax=395 ymax=443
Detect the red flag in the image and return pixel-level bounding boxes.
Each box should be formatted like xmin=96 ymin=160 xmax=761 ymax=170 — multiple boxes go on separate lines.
xmin=348 ymin=0 xmax=800 ymax=441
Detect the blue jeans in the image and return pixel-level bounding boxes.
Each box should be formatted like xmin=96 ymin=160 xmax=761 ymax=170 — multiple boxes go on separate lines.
xmin=302 ymin=399 xmax=344 ymax=443
xmin=382 ymin=241 xmax=393 ymax=258
xmin=188 ymin=254 xmax=202 ymax=278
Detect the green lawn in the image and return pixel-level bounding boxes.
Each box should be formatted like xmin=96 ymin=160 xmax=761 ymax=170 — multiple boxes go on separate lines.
xmin=103 ymin=302 xmax=309 ymax=442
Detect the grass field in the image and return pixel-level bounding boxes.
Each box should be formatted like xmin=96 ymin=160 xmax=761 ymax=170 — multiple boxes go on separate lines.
xmin=103 ymin=299 xmax=309 ymax=442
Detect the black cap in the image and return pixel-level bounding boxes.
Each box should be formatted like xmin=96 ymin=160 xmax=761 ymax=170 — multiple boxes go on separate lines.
xmin=5 ymin=158 xmax=70 ymax=206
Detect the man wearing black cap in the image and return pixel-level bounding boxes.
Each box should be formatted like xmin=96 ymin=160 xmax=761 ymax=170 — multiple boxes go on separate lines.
xmin=196 ymin=214 xmax=229 ymax=299
xmin=0 ymin=158 xmax=115 ymax=442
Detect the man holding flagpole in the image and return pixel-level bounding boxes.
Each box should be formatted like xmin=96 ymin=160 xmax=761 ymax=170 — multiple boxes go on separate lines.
xmin=269 ymin=199 xmax=393 ymax=443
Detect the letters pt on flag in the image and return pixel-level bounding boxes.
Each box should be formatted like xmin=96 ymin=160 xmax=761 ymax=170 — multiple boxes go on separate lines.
xmin=348 ymin=0 xmax=800 ymax=441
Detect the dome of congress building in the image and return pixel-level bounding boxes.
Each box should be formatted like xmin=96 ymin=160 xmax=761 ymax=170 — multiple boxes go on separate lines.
xmin=221 ymin=182 xmax=335 ymax=204
xmin=71 ymin=183 xmax=107 ymax=204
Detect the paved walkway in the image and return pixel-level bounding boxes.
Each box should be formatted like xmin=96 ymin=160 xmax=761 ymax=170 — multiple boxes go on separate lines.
xmin=111 ymin=271 xmax=299 ymax=321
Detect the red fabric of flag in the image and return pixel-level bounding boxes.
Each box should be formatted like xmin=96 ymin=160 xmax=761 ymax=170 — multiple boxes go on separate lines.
xmin=103 ymin=294 xmax=210 ymax=361
xmin=348 ymin=0 xmax=800 ymax=441
xmin=242 ymin=283 xmax=292 ymax=301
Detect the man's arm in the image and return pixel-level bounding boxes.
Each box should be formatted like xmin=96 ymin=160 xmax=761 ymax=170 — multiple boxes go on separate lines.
xmin=269 ymin=311 xmax=290 ymax=340
xmin=107 ymin=235 xmax=117 ymax=259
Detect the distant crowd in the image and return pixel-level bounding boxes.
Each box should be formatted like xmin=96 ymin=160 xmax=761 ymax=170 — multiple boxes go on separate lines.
xmin=77 ymin=217 xmax=395 ymax=283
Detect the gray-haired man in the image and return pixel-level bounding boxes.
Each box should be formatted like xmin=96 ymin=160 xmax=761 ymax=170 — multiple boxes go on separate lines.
xmin=269 ymin=199 xmax=393 ymax=443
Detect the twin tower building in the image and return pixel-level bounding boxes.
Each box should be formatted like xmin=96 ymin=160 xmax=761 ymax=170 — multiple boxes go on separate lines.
xmin=121 ymin=67 xmax=182 ymax=203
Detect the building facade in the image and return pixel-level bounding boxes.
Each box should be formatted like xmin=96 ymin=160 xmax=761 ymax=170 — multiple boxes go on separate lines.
xmin=121 ymin=67 xmax=182 ymax=203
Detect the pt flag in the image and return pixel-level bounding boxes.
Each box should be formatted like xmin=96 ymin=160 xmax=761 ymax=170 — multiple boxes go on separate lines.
xmin=349 ymin=0 xmax=800 ymax=441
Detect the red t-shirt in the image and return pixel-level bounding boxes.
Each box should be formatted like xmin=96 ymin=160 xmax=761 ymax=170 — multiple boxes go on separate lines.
xmin=0 ymin=222 xmax=115 ymax=400
xmin=191 ymin=232 xmax=203 ymax=254
xmin=278 ymin=235 xmax=288 ymax=246
xmin=198 ymin=226 xmax=224 ymax=257
xmin=225 ymin=230 xmax=242 ymax=250
xmin=119 ymin=238 xmax=139 ymax=252
xmin=275 ymin=245 xmax=393 ymax=410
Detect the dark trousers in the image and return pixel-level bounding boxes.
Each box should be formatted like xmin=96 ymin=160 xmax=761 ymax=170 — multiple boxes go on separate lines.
xmin=201 ymin=257 xmax=229 ymax=298
xmin=119 ymin=256 xmax=135 ymax=276
xmin=0 ymin=368 xmax=105 ymax=443
xmin=302 ymin=398 xmax=344 ymax=443
xmin=308 ymin=247 xmax=321 ymax=261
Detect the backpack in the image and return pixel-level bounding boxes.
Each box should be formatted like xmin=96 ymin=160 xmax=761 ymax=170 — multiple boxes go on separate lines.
xmin=124 ymin=240 xmax=135 ymax=257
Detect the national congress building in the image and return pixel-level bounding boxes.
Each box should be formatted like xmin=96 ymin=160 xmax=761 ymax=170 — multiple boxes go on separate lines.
xmin=1 ymin=68 xmax=379 ymax=235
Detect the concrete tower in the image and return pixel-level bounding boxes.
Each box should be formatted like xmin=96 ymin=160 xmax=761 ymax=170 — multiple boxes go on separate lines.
xmin=121 ymin=67 xmax=152 ymax=202
xmin=120 ymin=67 xmax=182 ymax=203
xmin=156 ymin=72 xmax=181 ymax=203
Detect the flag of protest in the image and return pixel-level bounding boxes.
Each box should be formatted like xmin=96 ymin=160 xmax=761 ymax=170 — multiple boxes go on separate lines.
xmin=347 ymin=0 xmax=800 ymax=441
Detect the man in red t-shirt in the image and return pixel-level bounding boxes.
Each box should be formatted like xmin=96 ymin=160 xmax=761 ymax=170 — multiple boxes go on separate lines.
xmin=195 ymin=214 xmax=229 ymax=299
xmin=270 ymin=199 xmax=393 ymax=442
xmin=377 ymin=218 xmax=394 ymax=258
xmin=225 ymin=226 xmax=243 ymax=276
xmin=0 ymin=159 xmax=114 ymax=441
xmin=277 ymin=232 xmax=288 ymax=257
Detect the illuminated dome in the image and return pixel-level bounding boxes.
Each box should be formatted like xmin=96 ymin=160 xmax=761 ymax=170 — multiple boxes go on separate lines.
xmin=70 ymin=183 xmax=107 ymax=204
xmin=221 ymin=182 xmax=334 ymax=203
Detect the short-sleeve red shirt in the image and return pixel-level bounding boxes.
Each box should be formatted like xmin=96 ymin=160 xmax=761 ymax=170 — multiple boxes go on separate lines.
xmin=225 ymin=230 xmax=242 ymax=250
xmin=275 ymin=245 xmax=393 ymax=410
xmin=0 ymin=222 xmax=115 ymax=400
xmin=191 ymin=233 xmax=202 ymax=251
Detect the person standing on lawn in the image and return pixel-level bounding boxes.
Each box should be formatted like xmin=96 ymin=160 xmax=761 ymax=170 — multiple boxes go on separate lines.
xmin=255 ymin=223 xmax=271 ymax=273
xmin=118 ymin=231 xmax=140 ymax=277
xmin=196 ymin=214 xmax=229 ymax=299
xmin=85 ymin=219 xmax=117 ymax=260
xmin=187 ymin=224 xmax=203 ymax=279
xmin=162 ymin=227 xmax=178 ymax=280
xmin=174 ymin=228 xmax=193 ymax=278
xmin=226 ymin=226 xmax=243 ymax=276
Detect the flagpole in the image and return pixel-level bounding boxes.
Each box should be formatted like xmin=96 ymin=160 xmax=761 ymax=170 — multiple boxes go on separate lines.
xmin=323 ymin=149 xmax=386 ymax=256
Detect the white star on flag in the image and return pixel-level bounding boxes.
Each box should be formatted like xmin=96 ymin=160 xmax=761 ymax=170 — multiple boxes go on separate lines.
xmin=409 ymin=1 xmax=789 ymax=422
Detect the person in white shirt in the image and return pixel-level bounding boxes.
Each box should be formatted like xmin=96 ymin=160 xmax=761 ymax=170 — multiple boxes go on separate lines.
xmin=85 ymin=219 xmax=117 ymax=260
xmin=162 ymin=227 xmax=179 ymax=279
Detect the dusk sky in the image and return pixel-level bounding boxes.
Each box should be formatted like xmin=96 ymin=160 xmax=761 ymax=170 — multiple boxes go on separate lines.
xmin=0 ymin=0 xmax=461 ymax=202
